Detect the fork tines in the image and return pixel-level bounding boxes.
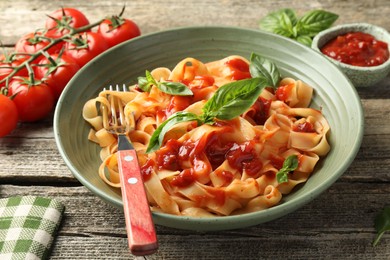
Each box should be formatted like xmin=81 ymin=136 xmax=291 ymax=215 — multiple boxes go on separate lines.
xmin=102 ymin=84 xmax=129 ymax=132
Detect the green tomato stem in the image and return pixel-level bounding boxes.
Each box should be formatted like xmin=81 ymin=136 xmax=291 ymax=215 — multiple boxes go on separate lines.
xmin=0 ymin=18 xmax=104 ymax=87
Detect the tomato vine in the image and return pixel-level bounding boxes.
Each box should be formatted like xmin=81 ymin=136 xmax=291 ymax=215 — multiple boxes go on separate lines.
xmin=0 ymin=6 xmax=141 ymax=137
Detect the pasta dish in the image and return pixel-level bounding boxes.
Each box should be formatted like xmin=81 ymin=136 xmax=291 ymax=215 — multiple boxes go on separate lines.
xmin=82 ymin=54 xmax=330 ymax=217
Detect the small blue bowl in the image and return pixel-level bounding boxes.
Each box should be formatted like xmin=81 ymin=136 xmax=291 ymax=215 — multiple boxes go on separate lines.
xmin=312 ymin=23 xmax=390 ymax=88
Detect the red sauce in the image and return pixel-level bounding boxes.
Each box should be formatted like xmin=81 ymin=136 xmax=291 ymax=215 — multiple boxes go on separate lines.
xmin=207 ymin=188 xmax=226 ymax=205
xmin=213 ymin=118 xmax=241 ymax=129
xmin=269 ymin=154 xmax=284 ymax=170
xmin=320 ymin=32 xmax=389 ymax=67
xmin=293 ymin=121 xmax=316 ymax=133
xmin=189 ymin=75 xmax=215 ymax=87
xmin=140 ymin=159 xmax=155 ymax=181
xmin=245 ymin=97 xmax=271 ymax=125
xmin=177 ymin=140 xmax=195 ymax=162
xmin=156 ymin=139 xmax=182 ymax=171
xmin=156 ymin=126 xmax=265 ymax=186
xmin=225 ymin=58 xmax=251 ymax=80
xmin=206 ymin=145 xmax=232 ymax=169
xmin=225 ymin=141 xmax=262 ymax=176
xmin=264 ymin=171 xmax=276 ymax=181
xmin=164 ymin=96 xmax=192 ymax=117
xmin=218 ymin=170 xmax=234 ymax=186
xmin=275 ymin=83 xmax=294 ymax=102
xmin=171 ymin=169 xmax=195 ymax=187
xmin=204 ymin=134 xmax=234 ymax=169
xmin=193 ymin=156 xmax=212 ymax=177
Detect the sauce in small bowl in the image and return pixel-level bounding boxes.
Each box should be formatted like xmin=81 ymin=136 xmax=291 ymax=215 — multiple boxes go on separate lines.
xmin=321 ymin=31 xmax=389 ymax=67
xmin=312 ymin=23 xmax=390 ymax=87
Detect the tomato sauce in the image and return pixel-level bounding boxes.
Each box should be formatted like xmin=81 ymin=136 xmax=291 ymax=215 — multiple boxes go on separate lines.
xmin=207 ymin=188 xmax=226 ymax=205
xmin=292 ymin=121 xmax=316 ymax=133
xmin=269 ymin=154 xmax=284 ymax=170
xmin=320 ymin=32 xmax=389 ymax=67
xmin=275 ymin=83 xmax=294 ymax=102
xmin=156 ymin=139 xmax=182 ymax=171
xmin=155 ymin=125 xmax=266 ymax=187
xmin=225 ymin=58 xmax=251 ymax=80
xmin=217 ymin=170 xmax=234 ymax=186
xmin=171 ymin=169 xmax=195 ymax=187
xmin=163 ymin=96 xmax=192 ymax=118
xmin=225 ymin=141 xmax=262 ymax=176
xmin=140 ymin=159 xmax=155 ymax=181
xmin=189 ymin=75 xmax=215 ymax=88
xmin=245 ymin=97 xmax=271 ymax=125
xmin=205 ymin=135 xmax=234 ymax=169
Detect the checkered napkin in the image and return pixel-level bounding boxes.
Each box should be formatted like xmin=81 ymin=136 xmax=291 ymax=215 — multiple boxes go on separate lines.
xmin=0 ymin=196 xmax=65 ymax=260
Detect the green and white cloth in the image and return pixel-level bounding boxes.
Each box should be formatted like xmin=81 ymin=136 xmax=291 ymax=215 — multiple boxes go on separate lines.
xmin=0 ymin=196 xmax=65 ymax=260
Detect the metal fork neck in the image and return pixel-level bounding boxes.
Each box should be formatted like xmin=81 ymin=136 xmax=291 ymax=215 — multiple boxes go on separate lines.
xmin=118 ymin=134 xmax=134 ymax=150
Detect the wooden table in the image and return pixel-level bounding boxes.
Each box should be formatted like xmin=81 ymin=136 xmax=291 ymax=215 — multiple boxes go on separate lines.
xmin=1 ymin=0 xmax=390 ymax=259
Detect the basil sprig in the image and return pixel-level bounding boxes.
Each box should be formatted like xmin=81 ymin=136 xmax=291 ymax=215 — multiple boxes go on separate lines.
xmin=146 ymin=77 xmax=266 ymax=153
xmin=201 ymin=77 xmax=267 ymax=123
xmin=137 ymin=70 xmax=193 ymax=96
xmin=259 ymin=9 xmax=298 ymax=38
xmin=276 ymin=155 xmax=299 ymax=183
xmin=145 ymin=53 xmax=280 ymax=153
xmin=373 ymin=206 xmax=390 ymax=246
xmin=249 ymin=53 xmax=281 ymax=88
xmin=259 ymin=9 xmax=339 ymax=46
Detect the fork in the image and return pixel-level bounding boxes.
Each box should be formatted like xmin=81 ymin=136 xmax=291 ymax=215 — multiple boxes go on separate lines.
xmin=102 ymin=84 xmax=158 ymax=256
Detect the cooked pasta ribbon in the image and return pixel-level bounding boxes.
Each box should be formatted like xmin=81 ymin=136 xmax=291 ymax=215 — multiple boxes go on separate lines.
xmin=82 ymin=55 xmax=330 ymax=217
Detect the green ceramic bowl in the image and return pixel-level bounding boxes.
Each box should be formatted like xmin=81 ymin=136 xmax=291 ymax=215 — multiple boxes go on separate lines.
xmin=54 ymin=26 xmax=364 ymax=231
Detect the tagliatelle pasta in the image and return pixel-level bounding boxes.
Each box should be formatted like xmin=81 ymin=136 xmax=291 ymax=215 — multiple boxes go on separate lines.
xmin=82 ymin=55 xmax=330 ymax=217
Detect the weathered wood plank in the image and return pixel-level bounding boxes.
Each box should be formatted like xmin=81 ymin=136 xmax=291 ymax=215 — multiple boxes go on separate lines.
xmin=0 ymin=182 xmax=388 ymax=230
xmin=1 ymin=0 xmax=390 ymax=45
xmin=0 ymin=183 xmax=389 ymax=259
xmin=49 ymin=234 xmax=390 ymax=260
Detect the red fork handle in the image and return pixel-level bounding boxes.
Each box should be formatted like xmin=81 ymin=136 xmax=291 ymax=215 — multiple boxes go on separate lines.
xmin=117 ymin=149 xmax=158 ymax=256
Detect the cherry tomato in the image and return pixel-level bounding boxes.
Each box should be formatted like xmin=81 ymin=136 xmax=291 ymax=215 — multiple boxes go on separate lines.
xmin=45 ymin=8 xmax=90 ymax=38
xmin=97 ymin=17 xmax=141 ymax=48
xmin=35 ymin=53 xmax=80 ymax=99
xmin=65 ymin=32 xmax=108 ymax=67
xmin=0 ymin=94 xmax=19 ymax=137
xmin=15 ymin=32 xmax=63 ymax=56
xmin=8 ymin=78 xmax=55 ymax=122
xmin=0 ymin=55 xmax=29 ymax=81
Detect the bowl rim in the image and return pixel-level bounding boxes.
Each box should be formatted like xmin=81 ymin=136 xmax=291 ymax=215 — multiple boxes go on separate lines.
xmin=311 ymin=22 xmax=390 ymax=71
xmin=54 ymin=25 xmax=365 ymax=230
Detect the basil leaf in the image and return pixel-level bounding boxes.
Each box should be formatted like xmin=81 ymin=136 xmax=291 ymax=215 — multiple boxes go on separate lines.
xmin=140 ymin=70 xmax=193 ymax=96
xmin=276 ymin=155 xmax=299 ymax=183
xmin=295 ymin=10 xmax=339 ymax=37
xmin=202 ymin=77 xmax=267 ymax=121
xmin=137 ymin=70 xmax=157 ymax=92
xmin=137 ymin=76 xmax=152 ymax=92
xmin=373 ymin=206 xmax=390 ymax=246
xmin=146 ymin=111 xmax=200 ymax=153
xmin=259 ymin=8 xmax=297 ymax=37
xmin=296 ymin=35 xmax=313 ymax=47
xmin=260 ymin=9 xmax=339 ymax=45
xmin=249 ymin=53 xmax=281 ymax=88
xmin=283 ymin=8 xmax=298 ymax=26
xmin=276 ymin=12 xmax=295 ymax=37
xmin=158 ymin=81 xmax=193 ymax=96
xmin=145 ymin=70 xmax=157 ymax=85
